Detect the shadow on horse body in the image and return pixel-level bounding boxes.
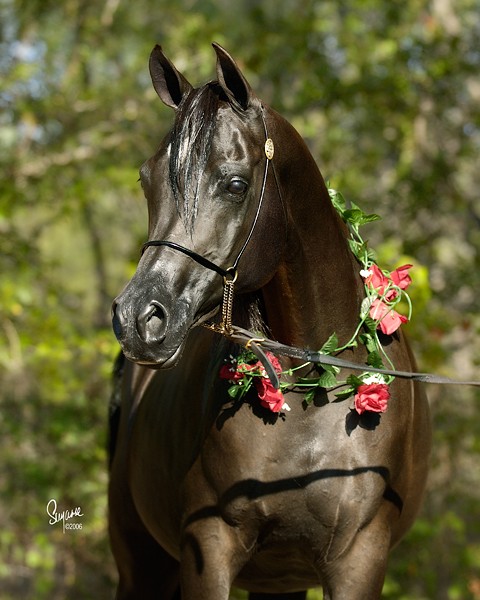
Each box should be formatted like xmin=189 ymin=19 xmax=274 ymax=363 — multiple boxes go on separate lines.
xmin=109 ymin=44 xmax=431 ymax=600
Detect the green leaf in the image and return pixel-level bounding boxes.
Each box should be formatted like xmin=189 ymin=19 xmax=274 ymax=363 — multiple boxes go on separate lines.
xmin=366 ymin=246 xmax=377 ymax=262
xmin=346 ymin=374 xmax=364 ymax=388
xmin=358 ymin=213 xmax=382 ymax=225
xmin=359 ymin=332 xmax=377 ymax=353
xmin=328 ymin=189 xmax=346 ymax=214
xmin=367 ymin=350 xmax=385 ymax=369
xmin=322 ymin=363 xmax=341 ymax=375
xmin=237 ymin=349 xmax=258 ymax=363
xmin=317 ymin=370 xmax=339 ymax=388
xmin=303 ymin=389 xmax=317 ymax=405
xmin=343 ymin=208 xmax=365 ymax=225
xmin=348 ymin=239 xmax=376 ymax=264
xmin=228 ymin=385 xmax=241 ymax=398
xmin=348 ymin=239 xmax=365 ymax=260
xmin=360 ymin=297 xmax=372 ymax=319
xmin=364 ymin=316 xmax=378 ymax=333
xmin=320 ymin=332 xmax=338 ymax=355
xmin=348 ymin=239 xmax=359 ymax=257
xmin=334 ymin=386 xmax=356 ymax=400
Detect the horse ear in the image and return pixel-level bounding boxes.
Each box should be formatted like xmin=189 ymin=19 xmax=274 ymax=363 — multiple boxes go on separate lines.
xmin=212 ymin=42 xmax=253 ymax=110
xmin=149 ymin=45 xmax=193 ymax=109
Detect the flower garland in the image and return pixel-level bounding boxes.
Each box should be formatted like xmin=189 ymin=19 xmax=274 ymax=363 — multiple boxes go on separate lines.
xmin=220 ymin=188 xmax=413 ymax=416
xmin=219 ymin=351 xmax=291 ymax=413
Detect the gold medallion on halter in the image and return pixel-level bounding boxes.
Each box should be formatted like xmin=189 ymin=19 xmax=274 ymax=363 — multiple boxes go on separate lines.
xmin=265 ymin=138 xmax=274 ymax=160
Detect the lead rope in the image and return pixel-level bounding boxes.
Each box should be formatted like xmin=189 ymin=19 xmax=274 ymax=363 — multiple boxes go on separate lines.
xmin=202 ymin=119 xmax=480 ymax=389
xmin=223 ymin=325 xmax=480 ymax=388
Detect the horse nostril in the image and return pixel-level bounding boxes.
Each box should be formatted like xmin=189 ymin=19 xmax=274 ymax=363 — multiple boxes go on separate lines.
xmin=111 ymin=301 xmax=124 ymax=341
xmin=136 ymin=301 xmax=168 ymax=344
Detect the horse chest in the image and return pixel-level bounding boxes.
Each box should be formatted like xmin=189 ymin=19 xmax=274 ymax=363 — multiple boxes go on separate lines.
xmin=180 ymin=402 xmax=387 ymax=557
xmin=130 ymin=393 xmax=386 ymax=565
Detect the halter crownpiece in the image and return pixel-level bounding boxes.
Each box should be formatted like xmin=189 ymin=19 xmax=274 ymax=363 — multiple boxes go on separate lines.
xmin=141 ymin=109 xmax=275 ymax=336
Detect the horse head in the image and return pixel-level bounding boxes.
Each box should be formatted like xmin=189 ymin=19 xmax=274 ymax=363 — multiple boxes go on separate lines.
xmin=112 ymin=44 xmax=286 ymax=367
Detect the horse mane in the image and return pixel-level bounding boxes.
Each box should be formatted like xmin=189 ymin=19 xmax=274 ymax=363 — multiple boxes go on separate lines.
xmin=169 ymin=82 xmax=227 ymax=231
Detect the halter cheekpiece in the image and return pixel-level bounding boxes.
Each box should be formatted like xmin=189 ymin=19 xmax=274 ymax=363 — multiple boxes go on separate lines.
xmin=141 ymin=107 xmax=274 ymax=335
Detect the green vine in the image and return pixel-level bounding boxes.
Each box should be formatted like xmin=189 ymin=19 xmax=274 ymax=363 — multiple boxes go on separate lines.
xmin=220 ymin=188 xmax=414 ymax=415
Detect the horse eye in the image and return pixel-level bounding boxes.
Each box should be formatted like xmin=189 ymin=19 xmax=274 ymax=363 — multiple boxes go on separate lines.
xmin=226 ymin=178 xmax=248 ymax=195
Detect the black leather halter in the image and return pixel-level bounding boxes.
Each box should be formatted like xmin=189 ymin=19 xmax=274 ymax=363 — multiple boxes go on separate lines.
xmin=139 ymin=108 xmax=480 ymax=389
xmin=141 ymin=108 xmax=273 ymax=282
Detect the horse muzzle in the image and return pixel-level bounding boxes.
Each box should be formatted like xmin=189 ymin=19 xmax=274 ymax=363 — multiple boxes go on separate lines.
xmin=111 ymin=269 xmax=221 ymax=367
xmin=111 ymin=288 xmax=187 ymax=367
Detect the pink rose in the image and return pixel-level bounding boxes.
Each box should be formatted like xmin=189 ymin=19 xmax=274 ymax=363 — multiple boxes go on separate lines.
xmin=364 ymin=264 xmax=390 ymax=295
xmin=354 ymin=383 xmax=390 ymax=414
xmin=390 ymin=264 xmax=412 ymax=290
xmin=369 ymin=299 xmax=408 ymax=335
xmin=255 ymin=377 xmax=285 ymax=412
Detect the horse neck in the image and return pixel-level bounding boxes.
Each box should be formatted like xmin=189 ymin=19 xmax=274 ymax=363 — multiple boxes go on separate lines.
xmin=261 ymin=118 xmax=363 ymax=350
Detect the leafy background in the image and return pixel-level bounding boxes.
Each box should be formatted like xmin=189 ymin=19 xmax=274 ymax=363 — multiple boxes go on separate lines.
xmin=1 ymin=0 xmax=479 ymax=598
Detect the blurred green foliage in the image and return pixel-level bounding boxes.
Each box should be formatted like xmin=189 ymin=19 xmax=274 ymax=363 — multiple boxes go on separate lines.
xmin=1 ymin=0 xmax=479 ymax=598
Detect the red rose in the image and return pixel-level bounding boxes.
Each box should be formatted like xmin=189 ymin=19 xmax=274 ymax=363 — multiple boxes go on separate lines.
xmin=258 ymin=352 xmax=283 ymax=375
xmin=255 ymin=377 xmax=285 ymax=412
xmin=218 ymin=364 xmax=240 ymax=381
xmin=254 ymin=353 xmax=285 ymax=412
xmin=237 ymin=362 xmax=260 ymax=375
xmin=369 ymin=299 xmax=408 ymax=335
xmin=354 ymin=383 xmax=390 ymax=414
xmin=219 ymin=360 xmax=261 ymax=382
xmin=390 ymin=264 xmax=413 ymax=291
xmin=219 ymin=364 xmax=244 ymax=381
xmin=220 ymin=352 xmax=285 ymax=412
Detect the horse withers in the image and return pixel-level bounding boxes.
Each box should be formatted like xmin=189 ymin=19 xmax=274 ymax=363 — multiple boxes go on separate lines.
xmin=109 ymin=44 xmax=431 ymax=599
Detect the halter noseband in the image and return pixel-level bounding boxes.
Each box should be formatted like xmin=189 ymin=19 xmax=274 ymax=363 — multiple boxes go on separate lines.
xmin=141 ymin=108 xmax=275 ymax=334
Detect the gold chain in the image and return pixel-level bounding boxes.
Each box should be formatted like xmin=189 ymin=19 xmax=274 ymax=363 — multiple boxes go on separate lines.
xmin=220 ymin=277 xmax=235 ymax=334
xmin=203 ymin=270 xmax=237 ymax=336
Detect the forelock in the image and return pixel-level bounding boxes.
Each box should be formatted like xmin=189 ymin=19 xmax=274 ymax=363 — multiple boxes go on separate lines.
xmin=168 ymin=83 xmax=223 ymax=231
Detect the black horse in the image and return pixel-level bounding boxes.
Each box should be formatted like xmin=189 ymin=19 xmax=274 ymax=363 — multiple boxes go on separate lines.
xmin=109 ymin=44 xmax=431 ymax=599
